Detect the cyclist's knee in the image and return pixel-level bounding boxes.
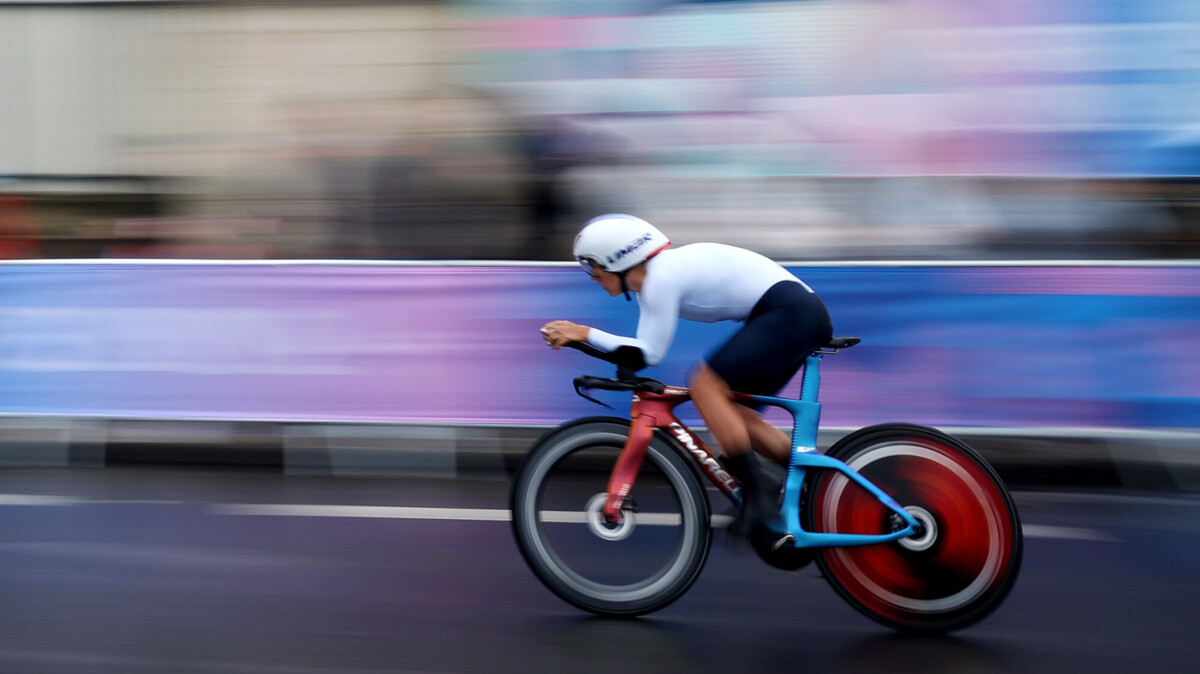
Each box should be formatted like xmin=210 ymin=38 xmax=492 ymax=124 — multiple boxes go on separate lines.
xmin=690 ymin=362 xmax=731 ymax=396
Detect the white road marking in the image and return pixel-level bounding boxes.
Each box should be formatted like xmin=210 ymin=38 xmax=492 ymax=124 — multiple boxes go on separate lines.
xmin=1022 ymin=524 xmax=1118 ymax=541
xmin=534 ymin=511 xmax=687 ymax=526
xmin=0 ymin=494 xmax=84 ymax=506
xmin=210 ymin=504 xmax=512 ymax=521
xmin=210 ymin=503 xmax=1113 ymax=540
xmin=0 ymin=494 xmax=1117 ymax=541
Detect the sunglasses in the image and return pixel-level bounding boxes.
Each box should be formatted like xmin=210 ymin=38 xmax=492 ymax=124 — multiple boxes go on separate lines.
xmin=577 ymin=257 xmax=603 ymax=279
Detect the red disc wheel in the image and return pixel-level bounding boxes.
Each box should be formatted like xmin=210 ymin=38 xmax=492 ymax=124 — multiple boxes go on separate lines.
xmin=804 ymin=424 xmax=1022 ymax=632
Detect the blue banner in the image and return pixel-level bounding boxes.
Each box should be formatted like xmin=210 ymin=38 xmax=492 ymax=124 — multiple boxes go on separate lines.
xmin=1 ymin=262 xmax=1197 ymax=430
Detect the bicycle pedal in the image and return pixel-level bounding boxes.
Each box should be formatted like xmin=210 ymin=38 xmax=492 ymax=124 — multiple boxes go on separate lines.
xmin=751 ymin=530 xmax=813 ymax=572
xmin=771 ymin=533 xmax=796 ymax=553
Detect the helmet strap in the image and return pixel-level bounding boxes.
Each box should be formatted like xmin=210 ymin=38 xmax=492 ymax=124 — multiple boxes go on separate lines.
xmin=618 ymin=272 xmax=632 ymax=301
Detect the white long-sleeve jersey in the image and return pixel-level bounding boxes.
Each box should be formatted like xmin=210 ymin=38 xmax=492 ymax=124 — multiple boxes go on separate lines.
xmin=585 ymin=243 xmax=812 ymax=366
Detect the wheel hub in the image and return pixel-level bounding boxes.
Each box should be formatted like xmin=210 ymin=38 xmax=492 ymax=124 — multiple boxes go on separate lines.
xmin=897 ymin=505 xmax=938 ymax=552
xmin=585 ymin=493 xmax=636 ymax=541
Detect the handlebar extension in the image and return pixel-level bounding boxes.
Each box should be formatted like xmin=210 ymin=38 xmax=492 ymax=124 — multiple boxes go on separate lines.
xmin=563 ymin=342 xmax=664 ymax=406
xmin=564 ymin=341 xmax=646 ymax=382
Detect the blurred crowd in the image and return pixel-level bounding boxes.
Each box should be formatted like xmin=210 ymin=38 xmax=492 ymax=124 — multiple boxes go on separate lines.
xmin=4 ymin=174 xmax=1198 ymax=263
xmin=3 ymin=0 xmax=1200 ymax=263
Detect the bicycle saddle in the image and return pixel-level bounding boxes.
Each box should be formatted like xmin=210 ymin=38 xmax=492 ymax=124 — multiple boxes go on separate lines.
xmin=822 ymin=336 xmax=860 ymax=351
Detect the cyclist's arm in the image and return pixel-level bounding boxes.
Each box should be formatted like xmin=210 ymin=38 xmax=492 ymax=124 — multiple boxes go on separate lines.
xmin=585 ymin=323 xmax=668 ymax=368
xmin=541 ymin=320 xmax=589 ymax=346
xmin=582 ymin=280 xmax=680 ymax=368
xmin=542 ymin=320 xmax=648 ymax=370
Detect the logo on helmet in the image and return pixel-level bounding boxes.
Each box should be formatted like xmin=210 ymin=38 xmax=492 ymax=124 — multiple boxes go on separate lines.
xmin=606 ymin=233 xmax=654 ymax=266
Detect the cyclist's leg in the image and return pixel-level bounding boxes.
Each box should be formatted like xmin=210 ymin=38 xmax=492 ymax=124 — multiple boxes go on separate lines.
xmin=688 ymin=365 xmax=792 ymax=466
xmin=689 ymin=362 xmax=751 ymax=458
xmin=690 ymin=363 xmax=783 ymax=544
xmin=740 ymin=406 xmax=790 ymax=466
xmin=689 ymin=374 xmax=787 ymax=465
xmin=689 ymin=366 xmax=789 ymax=467
xmin=699 ymin=281 xmax=831 ymax=466
xmin=696 ymin=282 xmax=830 ymax=539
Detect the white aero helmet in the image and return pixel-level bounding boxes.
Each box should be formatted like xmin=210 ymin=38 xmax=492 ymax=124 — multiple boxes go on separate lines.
xmin=573 ymin=214 xmax=671 ymax=275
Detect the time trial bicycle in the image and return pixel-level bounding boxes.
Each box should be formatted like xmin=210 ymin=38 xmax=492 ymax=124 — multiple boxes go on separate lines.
xmin=509 ymin=337 xmax=1022 ymax=632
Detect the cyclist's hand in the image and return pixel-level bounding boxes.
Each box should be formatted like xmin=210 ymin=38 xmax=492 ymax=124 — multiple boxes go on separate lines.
xmin=541 ymin=320 xmax=588 ymax=349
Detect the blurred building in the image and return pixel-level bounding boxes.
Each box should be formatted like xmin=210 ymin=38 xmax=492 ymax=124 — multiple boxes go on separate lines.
xmin=1 ymin=0 xmax=1199 ymax=260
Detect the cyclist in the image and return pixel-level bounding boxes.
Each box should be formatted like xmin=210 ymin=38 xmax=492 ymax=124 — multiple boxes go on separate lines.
xmin=541 ymin=214 xmax=833 ymax=545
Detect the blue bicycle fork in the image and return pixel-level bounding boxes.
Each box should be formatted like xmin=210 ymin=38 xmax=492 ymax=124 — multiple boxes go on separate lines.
xmin=743 ymin=352 xmax=921 ymax=548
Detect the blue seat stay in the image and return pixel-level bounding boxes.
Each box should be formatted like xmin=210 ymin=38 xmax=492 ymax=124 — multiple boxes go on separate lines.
xmin=739 ymin=353 xmax=920 ymax=548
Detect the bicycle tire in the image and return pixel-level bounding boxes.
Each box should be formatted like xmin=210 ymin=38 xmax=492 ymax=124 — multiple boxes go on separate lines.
xmin=510 ymin=417 xmax=712 ymax=616
xmin=804 ymin=423 xmax=1023 ymax=633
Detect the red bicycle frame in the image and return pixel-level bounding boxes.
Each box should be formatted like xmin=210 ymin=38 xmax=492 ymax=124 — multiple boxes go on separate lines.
xmin=602 ymin=386 xmax=742 ymax=523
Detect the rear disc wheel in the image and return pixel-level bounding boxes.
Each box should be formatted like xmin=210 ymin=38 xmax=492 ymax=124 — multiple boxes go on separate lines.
xmin=804 ymin=424 xmax=1022 ymax=632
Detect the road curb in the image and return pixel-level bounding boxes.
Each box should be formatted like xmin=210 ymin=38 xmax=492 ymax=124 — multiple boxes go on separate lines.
xmin=1 ymin=417 xmax=1196 ymax=492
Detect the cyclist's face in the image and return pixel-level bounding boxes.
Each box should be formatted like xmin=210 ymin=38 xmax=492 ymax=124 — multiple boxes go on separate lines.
xmin=590 ymin=267 xmax=623 ymax=297
xmin=579 ymin=258 xmax=621 ymax=296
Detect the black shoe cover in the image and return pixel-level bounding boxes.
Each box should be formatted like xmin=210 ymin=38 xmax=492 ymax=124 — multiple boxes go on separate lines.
xmin=724 ymin=452 xmax=774 ymax=538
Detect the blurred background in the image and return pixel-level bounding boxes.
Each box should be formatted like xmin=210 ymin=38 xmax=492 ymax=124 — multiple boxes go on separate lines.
xmin=2 ymin=0 xmax=1200 ymax=262
xmin=2 ymin=0 xmax=1200 ymax=485
xmin=3 ymin=3 xmax=1200 ymax=673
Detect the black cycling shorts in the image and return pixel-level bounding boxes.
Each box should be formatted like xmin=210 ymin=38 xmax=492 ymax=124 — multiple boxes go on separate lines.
xmin=703 ymin=280 xmax=833 ymax=397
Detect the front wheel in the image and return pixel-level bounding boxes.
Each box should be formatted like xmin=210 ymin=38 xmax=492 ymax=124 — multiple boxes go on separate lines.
xmin=510 ymin=417 xmax=712 ymax=616
xmin=804 ymin=424 xmax=1023 ymax=632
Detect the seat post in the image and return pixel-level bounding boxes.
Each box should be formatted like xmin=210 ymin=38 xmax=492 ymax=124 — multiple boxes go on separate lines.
xmin=798 ymin=352 xmax=822 ymax=403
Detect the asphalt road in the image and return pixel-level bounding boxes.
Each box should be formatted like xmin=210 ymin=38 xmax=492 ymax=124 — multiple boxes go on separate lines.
xmin=1 ymin=467 xmax=1197 ymax=674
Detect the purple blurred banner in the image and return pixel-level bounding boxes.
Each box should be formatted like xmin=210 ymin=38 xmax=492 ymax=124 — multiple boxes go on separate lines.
xmin=2 ymin=262 xmax=1199 ymax=430
xmin=457 ymin=1 xmax=1200 ymax=178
